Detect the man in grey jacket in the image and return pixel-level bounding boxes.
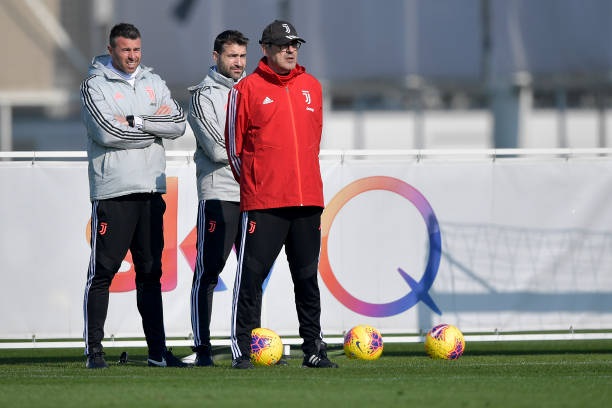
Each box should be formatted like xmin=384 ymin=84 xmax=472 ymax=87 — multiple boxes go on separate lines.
xmin=80 ymin=23 xmax=186 ymax=369
xmin=187 ymin=30 xmax=248 ymax=366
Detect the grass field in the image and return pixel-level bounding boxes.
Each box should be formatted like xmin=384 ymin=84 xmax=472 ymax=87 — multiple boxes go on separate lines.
xmin=0 ymin=340 xmax=610 ymax=407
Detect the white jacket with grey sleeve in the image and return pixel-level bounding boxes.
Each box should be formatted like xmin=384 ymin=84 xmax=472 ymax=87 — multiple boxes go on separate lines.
xmin=80 ymin=54 xmax=185 ymax=201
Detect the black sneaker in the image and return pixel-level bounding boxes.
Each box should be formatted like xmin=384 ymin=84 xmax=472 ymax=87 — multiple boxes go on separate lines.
xmin=148 ymin=348 xmax=189 ymax=367
xmin=302 ymin=352 xmax=338 ymax=368
xmin=232 ymin=356 xmax=255 ymax=369
xmin=86 ymin=351 xmax=109 ymax=369
xmin=302 ymin=340 xmax=338 ymax=368
xmin=193 ymin=345 xmax=214 ymax=367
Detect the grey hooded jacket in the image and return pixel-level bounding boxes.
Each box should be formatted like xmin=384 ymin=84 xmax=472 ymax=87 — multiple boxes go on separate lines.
xmin=188 ymin=66 xmax=245 ymax=202
xmin=80 ymin=54 xmax=185 ymax=201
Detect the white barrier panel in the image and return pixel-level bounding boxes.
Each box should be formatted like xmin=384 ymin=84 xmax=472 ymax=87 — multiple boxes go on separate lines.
xmin=1 ymin=151 xmax=612 ymax=342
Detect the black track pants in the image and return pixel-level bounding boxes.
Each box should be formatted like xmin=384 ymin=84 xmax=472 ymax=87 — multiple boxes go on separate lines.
xmin=230 ymin=206 xmax=324 ymax=359
xmin=83 ymin=193 xmax=166 ymax=357
xmin=190 ymin=200 xmax=241 ymax=348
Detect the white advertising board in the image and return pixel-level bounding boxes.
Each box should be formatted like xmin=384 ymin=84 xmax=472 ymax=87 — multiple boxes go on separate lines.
xmin=1 ymin=152 xmax=611 ymax=343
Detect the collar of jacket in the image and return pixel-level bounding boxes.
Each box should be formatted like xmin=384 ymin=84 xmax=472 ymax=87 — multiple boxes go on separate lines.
xmin=256 ymin=57 xmax=305 ymax=85
xmin=88 ymin=54 xmax=151 ymax=82
xmin=188 ymin=65 xmax=244 ymax=91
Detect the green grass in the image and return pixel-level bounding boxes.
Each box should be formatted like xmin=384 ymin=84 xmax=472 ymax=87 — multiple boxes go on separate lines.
xmin=0 ymin=340 xmax=611 ymax=407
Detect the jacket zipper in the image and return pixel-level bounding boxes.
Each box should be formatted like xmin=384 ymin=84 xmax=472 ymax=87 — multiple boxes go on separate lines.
xmin=286 ymin=85 xmax=303 ymax=206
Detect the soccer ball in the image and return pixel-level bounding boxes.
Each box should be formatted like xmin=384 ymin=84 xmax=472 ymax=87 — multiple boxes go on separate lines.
xmin=250 ymin=327 xmax=283 ymax=366
xmin=424 ymin=324 xmax=465 ymax=360
xmin=343 ymin=324 xmax=384 ymax=360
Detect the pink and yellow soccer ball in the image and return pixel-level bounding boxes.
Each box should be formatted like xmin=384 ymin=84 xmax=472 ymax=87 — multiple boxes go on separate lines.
xmin=343 ymin=324 xmax=384 ymax=361
xmin=250 ymin=327 xmax=283 ymax=366
xmin=424 ymin=324 xmax=466 ymax=360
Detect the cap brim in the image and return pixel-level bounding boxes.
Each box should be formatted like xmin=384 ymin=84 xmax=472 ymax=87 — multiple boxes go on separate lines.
xmin=260 ymin=36 xmax=306 ymax=45
xmin=284 ymin=35 xmax=306 ymax=43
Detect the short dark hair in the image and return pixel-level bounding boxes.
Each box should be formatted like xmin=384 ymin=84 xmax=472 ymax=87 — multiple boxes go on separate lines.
xmin=109 ymin=23 xmax=141 ymax=47
xmin=213 ymin=30 xmax=249 ymax=54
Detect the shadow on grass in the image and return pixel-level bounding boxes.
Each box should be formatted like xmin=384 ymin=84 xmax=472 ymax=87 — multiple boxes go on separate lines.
xmin=0 ymin=347 xmax=147 ymax=365
xmin=0 ymin=355 xmax=85 ymax=365
xmin=379 ymin=339 xmax=612 ymax=357
xmin=1 ymin=341 xmax=611 ymax=364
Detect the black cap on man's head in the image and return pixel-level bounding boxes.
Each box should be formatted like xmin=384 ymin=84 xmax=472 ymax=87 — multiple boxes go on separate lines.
xmin=259 ymin=20 xmax=305 ymax=45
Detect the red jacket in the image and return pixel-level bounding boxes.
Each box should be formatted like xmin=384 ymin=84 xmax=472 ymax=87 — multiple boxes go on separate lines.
xmin=225 ymin=58 xmax=324 ymax=211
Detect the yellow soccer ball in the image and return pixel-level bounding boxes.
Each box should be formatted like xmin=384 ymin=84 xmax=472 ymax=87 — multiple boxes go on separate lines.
xmin=250 ymin=327 xmax=283 ymax=366
xmin=343 ymin=324 xmax=384 ymax=361
xmin=424 ymin=324 xmax=465 ymax=360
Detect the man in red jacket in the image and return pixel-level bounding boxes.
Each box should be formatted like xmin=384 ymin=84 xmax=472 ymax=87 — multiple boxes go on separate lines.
xmin=225 ymin=20 xmax=338 ymax=369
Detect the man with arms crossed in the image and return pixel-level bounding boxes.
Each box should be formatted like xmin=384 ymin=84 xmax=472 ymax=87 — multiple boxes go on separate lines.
xmin=81 ymin=23 xmax=187 ymax=369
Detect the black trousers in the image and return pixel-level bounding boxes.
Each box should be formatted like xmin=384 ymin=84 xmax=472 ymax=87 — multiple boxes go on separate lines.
xmin=190 ymin=200 xmax=241 ymax=348
xmin=83 ymin=193 xmax=166 ymax=358
xmin=230 ymin=206 xmax=324 ymax=359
